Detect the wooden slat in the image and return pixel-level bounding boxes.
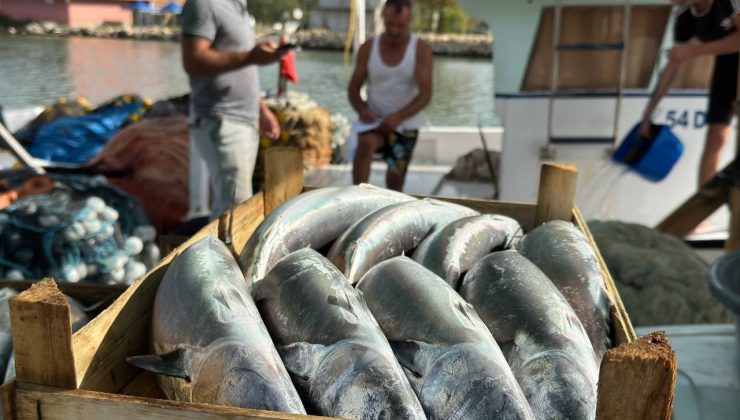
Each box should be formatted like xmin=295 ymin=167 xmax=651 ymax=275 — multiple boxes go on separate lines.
xmin=9 ymin=280 xmax=76 ymax=389
xmin=656 ymin=183 xmax=725 ymax=237
xmin=14 ymin=386 xmax=299 ymax=420
xmin=118 ymin=372 xmax=165 ymax=400
xmin=69 ymin=193 xmax=266 ymax=394
xmin=419 ymin=195 xmax=538 ymax=232
xmin=596 ymin=331 xmax=676 ymax=420
xmin=535 ymin=163 xmax=578 ymax=226
xmin=264 ymin=148 xmax=304 ymax=217
xmin=573 ymin=208 xmax=636 ymax=345
xmin=15 ymin=385 xmax=330 ymax=420
xmin=0 ymin=380 xmax=16 ymax=420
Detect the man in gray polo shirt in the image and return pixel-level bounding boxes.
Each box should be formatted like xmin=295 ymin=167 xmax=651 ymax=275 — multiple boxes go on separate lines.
xmin=181 ymin=0 xmax=287 ymax=218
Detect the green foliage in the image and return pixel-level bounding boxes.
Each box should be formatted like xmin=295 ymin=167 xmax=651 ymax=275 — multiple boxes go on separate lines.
xmin=409 ymin=0 xmax=473 ymax=34
xmin=438 ymin=6 xmax=469 ymax=34
xmin=248 ymin=0 xmax=318 ymax=24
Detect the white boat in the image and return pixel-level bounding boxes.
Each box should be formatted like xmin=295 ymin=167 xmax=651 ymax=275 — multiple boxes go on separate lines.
xmin=459 ymin=0 xmax=736 ymax=237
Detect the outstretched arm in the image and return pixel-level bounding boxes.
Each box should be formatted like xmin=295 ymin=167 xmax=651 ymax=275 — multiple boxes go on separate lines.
xmin=639 ymin=58 xmax=682 ymax=137
xmin=182 ymin=37 xmax=286 ymax=76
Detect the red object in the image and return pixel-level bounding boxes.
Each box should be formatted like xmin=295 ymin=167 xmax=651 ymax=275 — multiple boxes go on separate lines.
xmin=279 ymin=40 xmax=299 ymax=85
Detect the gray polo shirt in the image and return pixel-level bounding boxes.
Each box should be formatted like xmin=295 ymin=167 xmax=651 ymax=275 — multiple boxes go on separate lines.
xmin=181 ymin=0 xmax=259 ymax=126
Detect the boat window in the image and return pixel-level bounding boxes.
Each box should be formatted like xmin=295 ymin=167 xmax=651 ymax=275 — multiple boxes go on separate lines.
xmin=522 ymin=5 xmax=711 ymax=92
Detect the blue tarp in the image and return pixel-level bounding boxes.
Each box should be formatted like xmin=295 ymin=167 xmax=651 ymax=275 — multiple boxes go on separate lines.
xmin=161 ymin=2 xmax=182 ymax=14
xmin=129 ymin=1 xmax=158 ymax=13
xmin=26 ymin=98 xmax=149 ymax=165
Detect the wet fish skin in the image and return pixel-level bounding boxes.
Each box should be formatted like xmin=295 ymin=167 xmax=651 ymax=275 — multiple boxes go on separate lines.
xmin=128 ymin=236 xmax=305 ymax=414
xmin=254 ymin=248 xmax=426 ymax=420
xmin=412 ymin=214 xmax=522 ymax=290
xmin=328 ymin=199 xmax=479 ymax=284
xmin=239 ymin=184 xmax=414 ymax=290
xmin=0 ymin=288 xmax=17 ymax=378
xmin=460 ymin=250 xmax=599 ymax=420
xmin=357 ymin=256 xmax=534 ymax=420
xmin=517 ymin=220 xmax=613 ymax=361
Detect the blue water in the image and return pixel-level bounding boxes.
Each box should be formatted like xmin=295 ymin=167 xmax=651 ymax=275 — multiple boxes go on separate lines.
xmin=0 ymin=34 xmax=499 ymax=126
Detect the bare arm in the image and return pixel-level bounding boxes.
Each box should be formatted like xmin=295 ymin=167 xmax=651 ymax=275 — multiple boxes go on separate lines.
xmin=378 ymin=41 xmax=433 ymax=132
xmin=348 ymin=40 xmax=377 ymax=122
xmin=639 ymin=58 xmax=682 ymax=136
xmin=182 ymin=36 xmax=286 ymax=76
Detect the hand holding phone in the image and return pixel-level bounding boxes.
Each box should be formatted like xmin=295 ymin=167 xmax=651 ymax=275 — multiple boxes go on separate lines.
xmin=277 ymin=43 xmax=298 ymax=52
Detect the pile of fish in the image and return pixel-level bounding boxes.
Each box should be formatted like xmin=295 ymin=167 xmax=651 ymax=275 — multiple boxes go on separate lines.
xmin=129 ymin=184 xmax=614 ymax=420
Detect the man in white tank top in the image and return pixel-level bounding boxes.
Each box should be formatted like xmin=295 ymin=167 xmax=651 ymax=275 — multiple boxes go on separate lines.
xmin=348 ymin=0 xmax=433 ymax=191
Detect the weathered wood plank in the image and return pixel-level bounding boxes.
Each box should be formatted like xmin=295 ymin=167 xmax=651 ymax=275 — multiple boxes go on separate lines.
xmin=596 ymin=331 xmax=676 ymax=420
xmin=16 ymin=385 xmax=331 ymax=420
xmin=264 ymin=148 xmax=304 ymax=217
xmin=9 ymin=280 xmax=77 ymax=389
xmin=573 ymin=208 xmax=636 ymax=345
xmin=0 ymin=380 xmax=17 ymax=420
xmin=118 ymin=372 xmax=165 ymax=400
xmin=417 ymin=195 xmax=538 ymax=232
xmin=656 ymin=182 xmax=725 ymax=237
xmin=535 ymin=163 xmax=578 ymax=226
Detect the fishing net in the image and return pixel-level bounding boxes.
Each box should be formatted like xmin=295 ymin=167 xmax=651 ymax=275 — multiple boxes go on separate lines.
xmin=0 ymin=174 xmax=160 ymax=285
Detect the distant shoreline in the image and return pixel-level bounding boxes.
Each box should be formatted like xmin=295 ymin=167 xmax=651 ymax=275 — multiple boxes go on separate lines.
xmin=0 ymin=22 xmax=492 ymax=58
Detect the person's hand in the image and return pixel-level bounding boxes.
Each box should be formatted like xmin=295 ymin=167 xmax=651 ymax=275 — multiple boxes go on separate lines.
xmin=248 ymin=42 xmax=288 ymax=66
xmin=259 ymin=105 xmax=280 ymax=139
xmin=378 ymin=113 xmax=402 ymax=132
xmin=668 ymin=44 xmax=696 ymax=64
xmin=638 ymin=119 xmax=652 ymax=139
xmin=359 ymin=107 xmax=378 ymax=123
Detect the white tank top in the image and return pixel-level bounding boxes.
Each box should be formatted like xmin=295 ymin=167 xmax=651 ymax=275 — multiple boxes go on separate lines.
xmin=366 ymin=34 xmax=421 ymax=131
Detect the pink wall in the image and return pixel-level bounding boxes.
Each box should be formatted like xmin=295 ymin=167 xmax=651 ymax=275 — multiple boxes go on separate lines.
xmin=69 ymin=1 xmax=133 ymax=27
xmin=1 ymin=0 xmax=71 ymax=24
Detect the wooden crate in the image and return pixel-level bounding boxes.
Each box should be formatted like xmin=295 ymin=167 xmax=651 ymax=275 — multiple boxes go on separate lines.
xmin=1 ymin=149 xmax=676 ymax=420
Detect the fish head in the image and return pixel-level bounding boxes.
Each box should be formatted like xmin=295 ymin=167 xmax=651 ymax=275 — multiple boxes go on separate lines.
xmin=191 ymin=341 xmax=304 ymax=413
xmin=312 ymin=341 xmax=424 ymax=419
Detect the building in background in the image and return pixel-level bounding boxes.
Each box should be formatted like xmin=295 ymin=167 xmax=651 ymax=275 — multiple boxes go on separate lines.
xmin=309 ymin=0 xmax=382 ymax=33
xmin=0 ymin=0 xmax=182 ymax=27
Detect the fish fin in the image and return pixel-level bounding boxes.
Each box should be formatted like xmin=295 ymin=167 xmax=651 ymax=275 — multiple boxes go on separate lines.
xmin=279 ymin=342 xmax=326 ymax=382
xmin=126 ymin=346 xmax=199 ymax=382
xmin=388 ymin=340 xmax=423 ymax=378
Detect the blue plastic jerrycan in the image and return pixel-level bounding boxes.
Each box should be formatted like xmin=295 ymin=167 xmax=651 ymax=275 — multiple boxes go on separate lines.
xmin=612 ymin=123 xmax=684 ymax=182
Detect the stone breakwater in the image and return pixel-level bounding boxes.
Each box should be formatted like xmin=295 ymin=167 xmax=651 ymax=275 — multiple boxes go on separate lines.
xmin=1 ymin=23 xmax=492 ymax=57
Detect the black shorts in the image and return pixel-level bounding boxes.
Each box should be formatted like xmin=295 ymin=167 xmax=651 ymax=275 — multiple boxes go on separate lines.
xmin=377 ymin=129 xmax=419 ymax=176
xmin=708 ymin=53 xmax=739 ymax=125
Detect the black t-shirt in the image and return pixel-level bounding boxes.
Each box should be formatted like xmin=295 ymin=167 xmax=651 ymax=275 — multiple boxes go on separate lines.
xmin=674 ymin=0 xmax=739 ymax=43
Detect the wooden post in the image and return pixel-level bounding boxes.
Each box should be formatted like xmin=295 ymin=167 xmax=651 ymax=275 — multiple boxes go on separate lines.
xmin=9 ymin=280 xmax=77 ymax=389
xmin=535 ymin=162 xmax=578 ymax=226
xmin=596 ymin=331 xmax=676 ymax=420
xmin=656 ymin=183 xmax=725 ymax=237
xmin=726 ymin=187 xmax=740 ymax=251
xmin=264 ymin=147 xmax=304 ymax=216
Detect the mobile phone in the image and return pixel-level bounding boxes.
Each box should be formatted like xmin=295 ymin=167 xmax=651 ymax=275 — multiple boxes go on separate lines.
xmin=277 ymin=43 xmax=297 ymax=51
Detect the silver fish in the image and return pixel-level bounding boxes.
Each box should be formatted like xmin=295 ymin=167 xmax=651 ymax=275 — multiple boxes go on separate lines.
xmin=254 ymin=248 xmax=426 ymax=419
xmin=517 ymin=220 xmax=613 ymax=361
xmin=328 ymin=199 xmax=479 ymax=284
xmin=0 ymin=288 xmax=17 ymax=377
xmin=357 ymin=257 xmax=534 ymax=420
xmin=239 ymin=184 xmax=414 ymax=290
xmin=412 ymin=214 xmax=522 ymax=290
xmin=4 ymin=294 xmax=90 ymax=383
xmin=460 ymin=251 xmax=599 ymax=420
xmin=127 ymin=236 xmax=305 ymax=414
